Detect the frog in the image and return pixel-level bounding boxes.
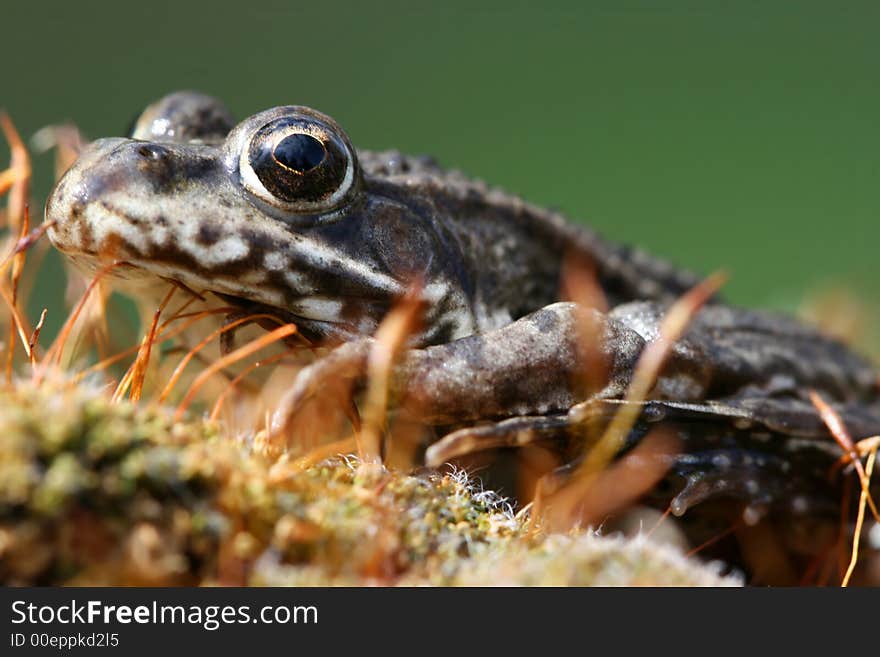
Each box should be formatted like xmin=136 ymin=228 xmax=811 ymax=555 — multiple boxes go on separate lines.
xmin=45 ymin=92 xmax=880 ymax=572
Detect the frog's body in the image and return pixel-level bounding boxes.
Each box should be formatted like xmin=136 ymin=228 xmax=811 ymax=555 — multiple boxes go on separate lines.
xmin=46 ymin=93 xmax=880 ymax=570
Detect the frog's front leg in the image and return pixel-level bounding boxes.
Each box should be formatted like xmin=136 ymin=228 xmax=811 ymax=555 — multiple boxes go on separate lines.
xmin=393 ymin=302 xmax=647 ymax=423
xmin=271 ymin=302 xmax=647 ymax=440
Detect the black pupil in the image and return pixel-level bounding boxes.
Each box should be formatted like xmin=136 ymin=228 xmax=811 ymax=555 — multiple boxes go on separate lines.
xmin=273 ymin=133 xmax=326 ymax=173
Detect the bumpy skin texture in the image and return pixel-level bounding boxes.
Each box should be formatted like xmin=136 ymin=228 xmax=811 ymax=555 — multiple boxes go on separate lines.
xmin=46 ymin=92 xmax=880 ymax=529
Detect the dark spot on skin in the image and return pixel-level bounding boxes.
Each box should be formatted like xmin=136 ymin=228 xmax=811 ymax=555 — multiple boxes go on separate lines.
xmin=530 ymin=307 xmax=559 ymax=333
xmin=155 ymin=214 xmax=169 ymax=227
xmin=79 ymin=222 xmax=95 ymax=254
xmin=237 ymin=228 xmax=277 ymax=254
xmin=196 ymin=223 xmax=221 ymax=246
xmin=70 ymin=200 xmax=85 ymax=219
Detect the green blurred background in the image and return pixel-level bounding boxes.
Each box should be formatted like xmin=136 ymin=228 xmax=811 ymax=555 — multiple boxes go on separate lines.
xmin=2 ymin=0 xmax=878 ymax=338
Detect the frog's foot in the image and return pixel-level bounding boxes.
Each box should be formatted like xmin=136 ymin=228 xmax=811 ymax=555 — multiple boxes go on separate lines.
xmin=664 ymin=445 xmax=841 ymax=523
xmin=269 ymin=338 xmax=373 ymax=440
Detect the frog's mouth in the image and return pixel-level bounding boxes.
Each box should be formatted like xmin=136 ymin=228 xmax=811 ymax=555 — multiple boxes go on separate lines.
xmin=211 ymin=290 xmax=376 ymax=345
xmin=53 ymin=250 xmax=382 ymax=346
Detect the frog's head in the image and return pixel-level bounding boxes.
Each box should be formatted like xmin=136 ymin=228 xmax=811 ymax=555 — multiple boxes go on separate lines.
xmin=46 ymin=92 xmax=474 ymax=343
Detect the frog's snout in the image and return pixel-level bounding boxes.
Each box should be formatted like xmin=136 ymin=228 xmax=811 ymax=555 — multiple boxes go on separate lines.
xmin=45 ymin=138 xmax=134 ymax=258
xmin=45 ymin=136 xmax=219 ymax=265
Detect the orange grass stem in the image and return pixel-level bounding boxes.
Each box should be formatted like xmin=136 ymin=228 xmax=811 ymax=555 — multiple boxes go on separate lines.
xmin=578 ymin=271 xmax=726 ymax=479
xmin=0 ymin=111 xmax=31 ymax=233
xmin=158 ymin=313 xmax=288 ymax=404
xmin=37 ymin=260 xmax=121 ymax=380
xmin=358 ymin=286 xmax=424 ymax=463
xmin=209 ymin=351 xmax=290 ymax=422
xmin=73 ymin=305 xmax=236 ymax=383
xmin=842 ymin=446 xmax=877 ymax=587
xmin=130 ymin=286 xmax=177 ymax=400
xmin=173 ymin=323 xmax=298 ymax=422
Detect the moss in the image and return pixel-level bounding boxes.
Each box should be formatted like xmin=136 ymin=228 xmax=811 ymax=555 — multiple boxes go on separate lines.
xmin=0 ymin=378 xmax=738 ymax=586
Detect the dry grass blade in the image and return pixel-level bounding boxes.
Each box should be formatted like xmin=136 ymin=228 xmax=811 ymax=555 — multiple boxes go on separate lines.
xmin=209 ymin=351 xmax=289 ymax=422
xmin=808 ymin=391 xmax=880 ymax=586
xmin=73 ymin=304 xmax=232 ymax=383
xmin=809 ymin=391 xmax=879 ymax=523
xmin=532 ymin=271 xmax=726 ymax=532
xmin=686 ymin=523 xmax=740 ymax=558
xmin=358 ymin=284 xmax=424 ymax=463
xmin=842 ymin=447 xmax=877 ymax=587
xmin=119 ymin=286 xmax=177 ymax=402
xmin=0 ymin=220 xmax=56 ymax=275
xmin=28 ymin=308 xmax=47 ymax=364
xmin=0 ymin=111 xmax=31 ymax=232
xmin=577 ymin=271 xmax=727 ymax=478
xmin=561 ymin=253 xmax=611 ymax=436
xmin=535 ymin=428 xmax=681 ymax=533
xmin=0 ymin=283 xmax=35 ymax=361
xmin=0 ymin=208 xmax=39 ymax=378
xmin=270 ymin=436 xmax=360 ymax=477
xmin=173 ymin=323 xmax=298 ymax=421
xmin=0 ymin=167 xmax=17 ymax=193
xmin=158 ymin=312 xmax=287 ymax=404
xmin=810 ymin=391 xmax=868 ymax=484
xmin=644 ymin=505 xmax=673 ymax=540
xmin=10 ymin=205 xmax=30 ymax=302
xmin=38 ymin=261 xmax=121 ymax=373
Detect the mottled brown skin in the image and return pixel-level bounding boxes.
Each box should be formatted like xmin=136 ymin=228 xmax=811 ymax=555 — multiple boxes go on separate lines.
xmin=46 ymin=93 xmax=880 ymax=558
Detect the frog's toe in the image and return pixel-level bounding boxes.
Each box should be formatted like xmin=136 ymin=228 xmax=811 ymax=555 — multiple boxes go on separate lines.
xmin=665 ymin=446 xmax=839 ymax=521
xmin=424 ymin=414 xmax=574 ymax=467
xmin=269 ymin=338 xmax=373 ymax=440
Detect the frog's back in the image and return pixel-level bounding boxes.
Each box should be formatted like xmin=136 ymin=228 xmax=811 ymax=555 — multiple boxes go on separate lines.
xmin=358 ymin=149 xmax=705 ymax=331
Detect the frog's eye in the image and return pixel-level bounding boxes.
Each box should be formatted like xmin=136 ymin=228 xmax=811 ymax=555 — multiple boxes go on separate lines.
xmin=240 ymin=115 xmax=356 ymax=213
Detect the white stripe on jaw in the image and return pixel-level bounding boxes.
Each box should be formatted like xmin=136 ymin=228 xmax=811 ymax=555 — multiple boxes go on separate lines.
xmin=180 ymin=232 xmax=250 ymax=266
xmin=100 ymin=196 xmax=252 ymax=266
xmin=285 ymin=236 xmax=404 ymax=297
xmin=86 ymin=204 xmax=150 ymax=254
xmin=288 ymin=297 xmax=345 ymax=322
xmin=264 ymin=251 xmax=288 ymax=271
